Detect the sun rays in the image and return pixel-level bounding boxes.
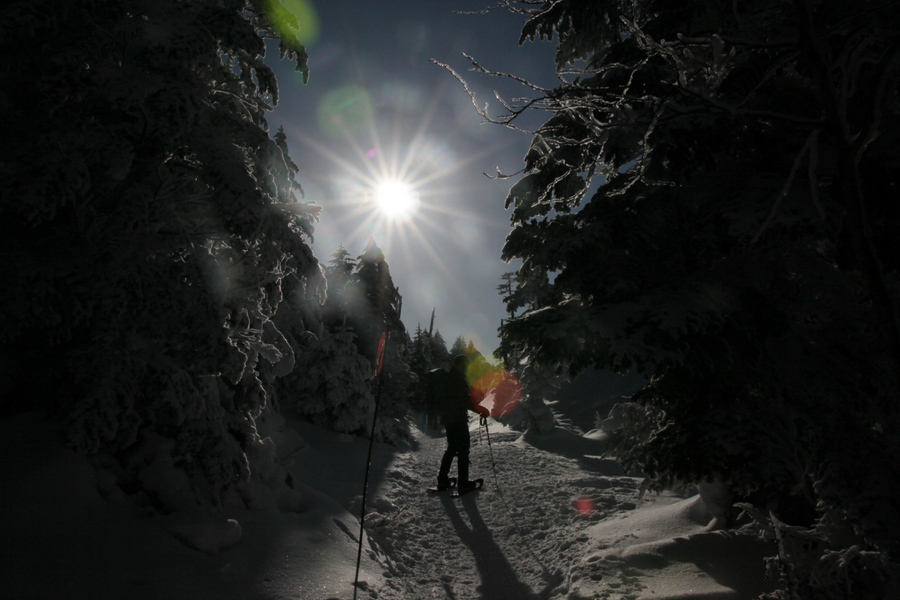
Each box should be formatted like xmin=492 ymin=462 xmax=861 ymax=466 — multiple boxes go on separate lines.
xmin=284 ymin=77 xmax=502 ymax=283
xmin=273 ymin=62 xmax=521 ymax=354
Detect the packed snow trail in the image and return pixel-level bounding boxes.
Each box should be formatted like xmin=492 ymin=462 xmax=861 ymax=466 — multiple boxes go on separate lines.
xmin=361 ymin=421 xmax=651 ymax=600
xmin=0 ymin=414 xmax=774 ymax=599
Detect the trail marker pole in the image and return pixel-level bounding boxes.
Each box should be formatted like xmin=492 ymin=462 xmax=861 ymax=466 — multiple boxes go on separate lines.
xmin=353 ymin=332 xmax=387 ymax=600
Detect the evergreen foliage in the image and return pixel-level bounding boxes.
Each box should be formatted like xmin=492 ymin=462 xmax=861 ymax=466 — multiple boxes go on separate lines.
xmin=0 ymin=0 xmax=319 ymax=509
xmin=408 ymin=325 xmax=448 ymax=410
xmin=430 ymin=330 xmax=452 ymax=367
xmin=308 ymin=240 xmax=413 ymax=443
xmin=483 ymin=1 xmax=900 ymax=595
xmin=407 ymin=324 xmax=452 ymax=412
xmin=353 ymin=240 xmax=412 ymax=442
xmin=290 ymin=325 xmax=375 ymax=435
xmin=450 ymin=336 xmax=468 ymax=358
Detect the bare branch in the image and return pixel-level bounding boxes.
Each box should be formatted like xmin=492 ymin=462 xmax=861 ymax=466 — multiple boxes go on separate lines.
xmin=430 ymin=54 xmax=552 ymax=133
xmin=453 ymin=0 xmax=545 ymax=17
xmin=484 ymin=166 xmax=525 ymax=180
xmin=460 ymin=52 xmax=551 ymax=94
xmin=429 ymin=58 xmax=492 ymax=121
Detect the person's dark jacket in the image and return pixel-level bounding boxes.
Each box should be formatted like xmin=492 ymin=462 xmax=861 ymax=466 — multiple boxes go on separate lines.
xmin=437 ymin=369 xmax=484 ymax=425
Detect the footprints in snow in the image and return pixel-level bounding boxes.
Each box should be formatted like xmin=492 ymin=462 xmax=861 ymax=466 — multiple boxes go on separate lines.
xmin=368 ymin=431 xmax=645 ymax=599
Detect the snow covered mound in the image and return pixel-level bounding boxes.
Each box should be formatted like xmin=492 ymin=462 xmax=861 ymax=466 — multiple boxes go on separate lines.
xmin=570 ymin=496 xmax=775 ymax=599
xmin=163 ymin=509 xmax=243 ymax=554
xmin=517 ymin=425 xmax=611 ymax=463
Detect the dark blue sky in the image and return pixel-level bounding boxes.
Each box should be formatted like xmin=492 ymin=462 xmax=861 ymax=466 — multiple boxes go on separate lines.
xmin=266 ymin=1 xmax=558 ymax=355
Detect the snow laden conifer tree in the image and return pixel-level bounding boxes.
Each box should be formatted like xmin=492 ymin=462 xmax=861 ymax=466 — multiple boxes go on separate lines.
xmin=354 ymin=240 xmax=413 ymax=442
xmin=449 ymin=336 xmax=468 ymax=358
xmin=291 ymin=241 xmax=413 ymax=443
xmin=407 ymin=323 xmax=452 ymax=420
xmin=430 ymin=330 xmax=451 ymax=368
xmin=0 ymin=0 xmax=323 ymax=517
xmin=495 ymin=271 xmax=560 ymax=434
xmin=279 ymin=244 xmax=374 ymax=436
xmin=321 ymin=243 xmax=363 ymax=330
xmin=468 ymin=1 xmax=900 ymax=596
xmin=408 ymin=323 xmax=450 ymax=377
xmin=289 ymin=324 xmax=376 ymax=435
xmin=410 ymin=325 xmax=434 ymax=374
xmin=408 ymin=325 xmax=434 ymax=413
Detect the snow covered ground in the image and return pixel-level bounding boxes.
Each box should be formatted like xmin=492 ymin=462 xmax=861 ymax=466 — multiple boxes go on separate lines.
xmin=0 ymin=412 xmax=775 ymax=600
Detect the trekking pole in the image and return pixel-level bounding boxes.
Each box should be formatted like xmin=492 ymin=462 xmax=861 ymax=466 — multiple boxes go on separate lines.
xmin=483 ymin=419 xmax=501 ymax=491
xmin=477 ymin=415 xmax=483 ymax=446
xmin=354 ymin=332 xmax=388 ymax=600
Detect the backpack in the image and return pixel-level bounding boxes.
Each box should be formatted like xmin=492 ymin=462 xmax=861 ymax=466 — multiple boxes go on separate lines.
xmin=424 ymin=367 xmax=449 ymax=426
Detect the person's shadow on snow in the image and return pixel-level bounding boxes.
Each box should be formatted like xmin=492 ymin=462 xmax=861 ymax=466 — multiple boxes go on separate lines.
xmin=440 ymin=494 xmax=540 ymax=600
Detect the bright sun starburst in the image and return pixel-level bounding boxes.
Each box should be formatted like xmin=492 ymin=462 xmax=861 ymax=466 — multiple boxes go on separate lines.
xmin=286 ymin=78 xmax=502 ymax=353
xmin=374 ymin=179 xmax=420 ymax=221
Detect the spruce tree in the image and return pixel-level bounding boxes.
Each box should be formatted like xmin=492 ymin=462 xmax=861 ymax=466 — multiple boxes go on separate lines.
xmin=407 ymin=325 xmax=436 ymax=412
xmin=450 ymin=336 xmax=468 ymax=358
xmin=430 ymin=330 xmax=451 ymax=368
xmin=291 ymin=325 xmax=375 ymax=435
xmin=308 ymin=240 xmax=413 ymax=443
xmin=0 ymin=0 xmax=319 ymax=510
xmin=354 ymin=240 xmax=412 ymax=441
xmin=321 ymin=243 xmax=362 ymax=329
xmin=475 ymin=1 xmax=900 ymax=594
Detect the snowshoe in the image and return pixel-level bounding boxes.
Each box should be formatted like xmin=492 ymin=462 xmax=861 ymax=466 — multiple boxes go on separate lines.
xmin=450 ymin=478 xmax=484 ymax=498
xmin=426 ymin=477 xmax=457 ymax=494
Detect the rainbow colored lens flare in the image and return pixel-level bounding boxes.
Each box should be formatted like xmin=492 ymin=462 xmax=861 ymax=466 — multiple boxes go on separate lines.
xmin=467 ymin=363 xmax=522 ymax=419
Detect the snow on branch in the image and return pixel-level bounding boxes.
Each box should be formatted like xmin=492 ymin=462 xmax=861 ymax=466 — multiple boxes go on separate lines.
xmin=429 ymin=56 xmax=551 ymax=135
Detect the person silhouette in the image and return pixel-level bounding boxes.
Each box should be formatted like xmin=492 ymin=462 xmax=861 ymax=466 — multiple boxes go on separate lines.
xmin=435 ymin=354 xmax=488 ymax=492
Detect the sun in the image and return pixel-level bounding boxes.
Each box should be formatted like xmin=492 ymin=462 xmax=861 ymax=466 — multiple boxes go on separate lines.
xmin=374 ymin=179 xmax=420 ymax=221
xmin=286 ymin=78 xmax=497 ymax=270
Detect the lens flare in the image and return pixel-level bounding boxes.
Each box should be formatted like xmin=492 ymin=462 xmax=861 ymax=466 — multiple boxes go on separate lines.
xmin=265 ymin=0 xmax=320 ymax=46
xmin=574 ymin=496 xmax=596 ymax=518
xmin=283 ymin=72 xmax=505 ymax=329
xmin=317 ymin=85 xmax=375 ymax=138
xmin=466 ymin=361 xmax=522 ymax=419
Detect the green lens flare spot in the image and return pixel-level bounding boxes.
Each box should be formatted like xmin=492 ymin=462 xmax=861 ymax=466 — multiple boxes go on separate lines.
xmin=317 ymin=85 xmax=375 ymax=137
xmin=265 ymin=0 xmax=320 ymax=46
